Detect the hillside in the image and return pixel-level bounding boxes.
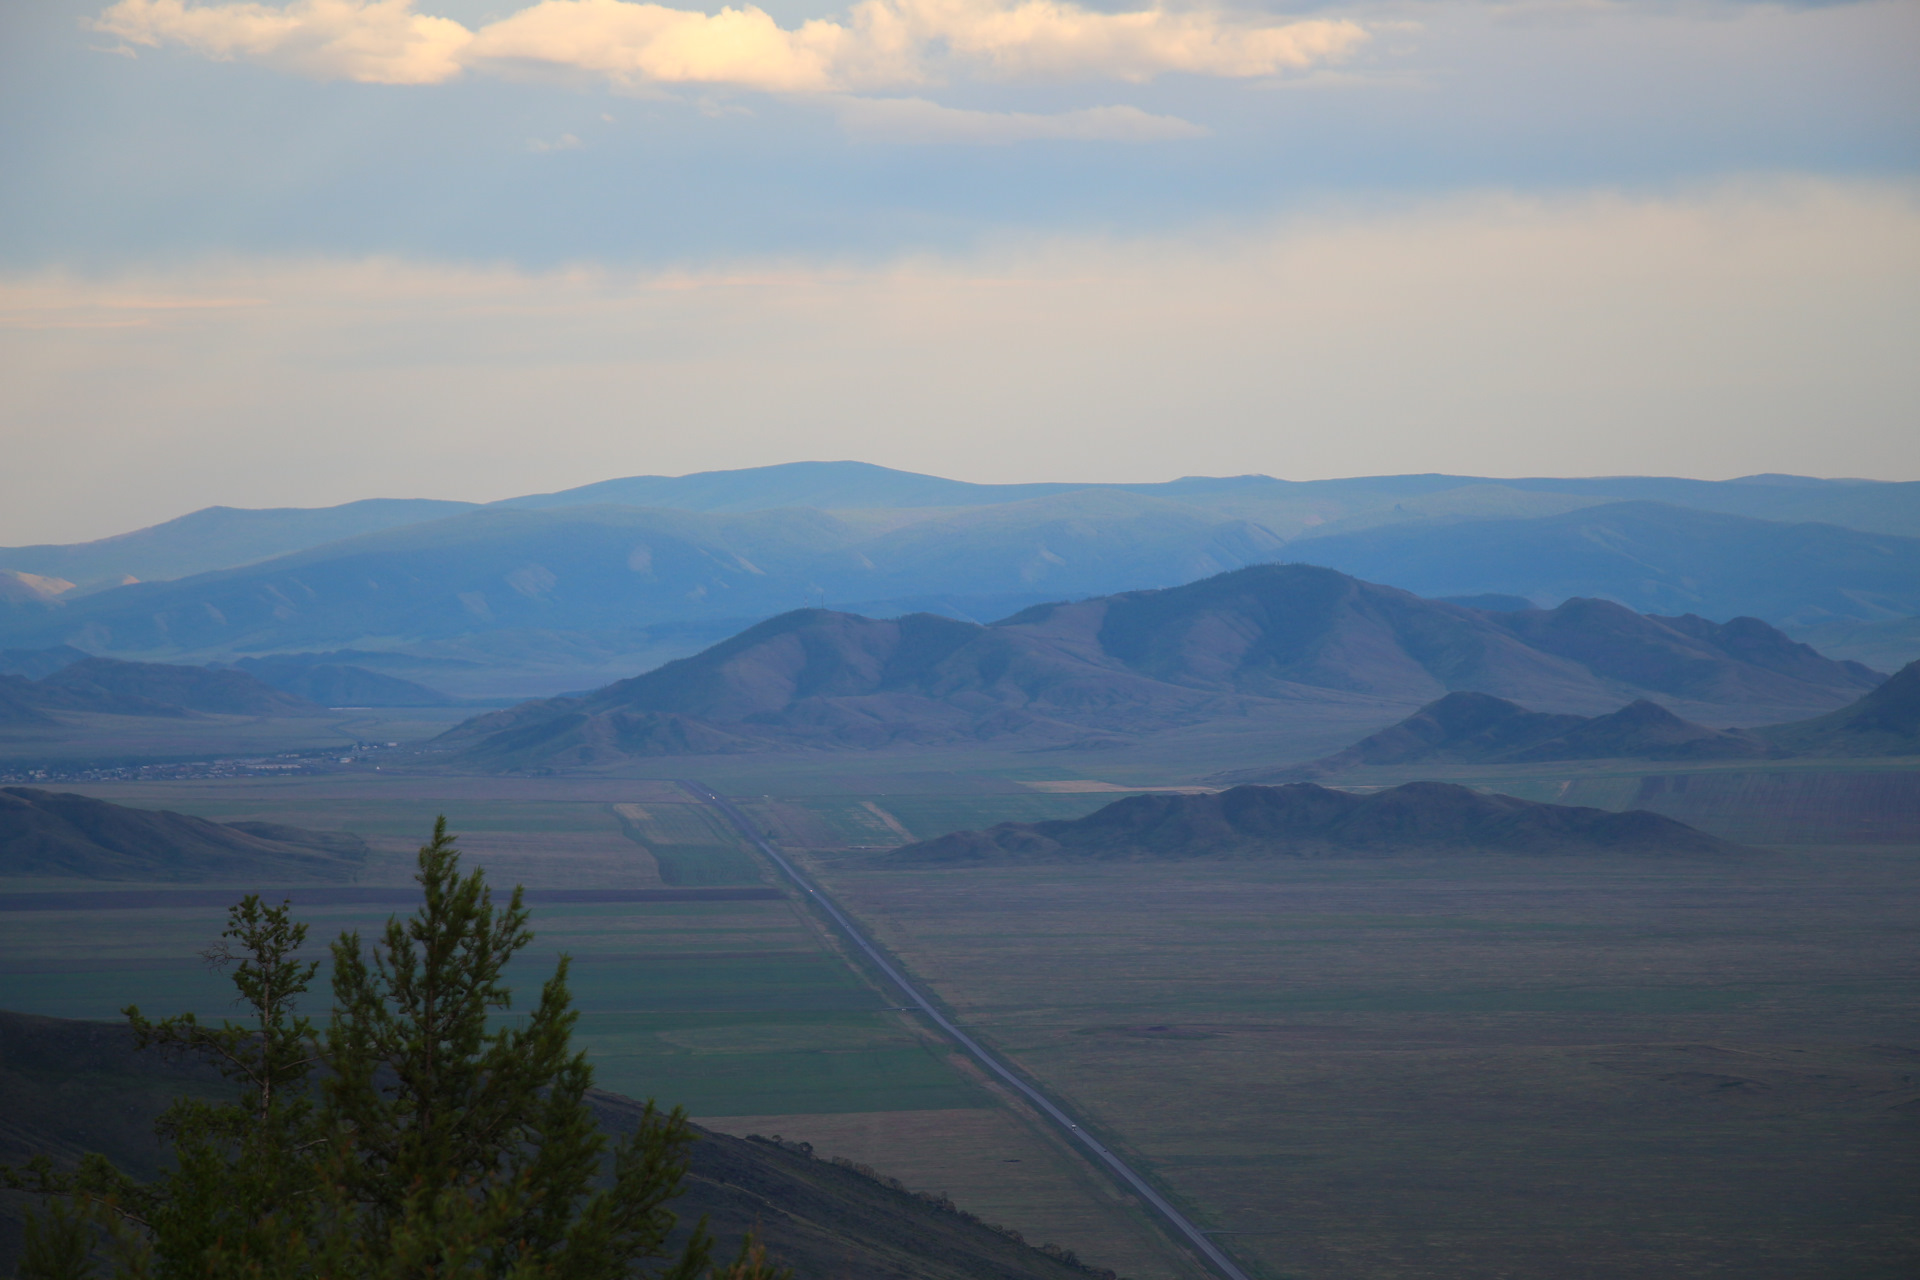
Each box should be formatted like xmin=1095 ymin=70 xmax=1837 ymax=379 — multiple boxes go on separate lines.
xmin=1235 ymin=691 xmax=1765 ymax=780
xmin=4 ymin=471 xmax=1916 ymax=679
xmin=1293 ymin=501 xmax=1920 ymax=626
xmin=437 ymin=565 xmax=1876 ymax=769
xmin=889 ymin=782 xmax=1745 ymax=862
xmin=0 ymin=1010 xmax=1110 ymax=1280
xmin=229 ymin=655 xmax=454 ymax=707
xmin=0 ymin=498 xmax=475 ymax=592
xmin=1760 ymin=660 xmax=1920 ymax=757
xmin=0 ymin=496 xmax=1291 ymax=659
xmin=0 ymin=788 xmax=366 ymax=880
xmin=22 ymin=657 xmax=327 ymax=718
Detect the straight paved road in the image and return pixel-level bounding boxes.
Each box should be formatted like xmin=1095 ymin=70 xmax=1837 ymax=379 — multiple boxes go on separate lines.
xmin=680 ymin=780 xmax=1253 ymax=1280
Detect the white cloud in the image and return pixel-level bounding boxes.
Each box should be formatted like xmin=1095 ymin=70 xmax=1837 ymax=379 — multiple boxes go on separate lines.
xmin=92 ymin=0 xmax=1370 ymax=92
xmin=529 ymin=131 xmax=585 ymax=149
xmin=831 ymin=95 xmax=1206 ymax=142
xmin=94 ymin=0 xmax=472 ymax=84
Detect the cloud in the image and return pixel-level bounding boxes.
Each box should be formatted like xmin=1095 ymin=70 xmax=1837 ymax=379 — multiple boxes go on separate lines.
xmin=3 ymin=179 xmax=1915 ymax=543
xmin=92 ymin=0 xmax=1371 ymax=91
xmin=94 ymin=0 xmax=472 ymax=84
xmin=529 ymin=131 xmax=585 ymax=150
xmin=831 ymin=95 xmax=1206 ymax=142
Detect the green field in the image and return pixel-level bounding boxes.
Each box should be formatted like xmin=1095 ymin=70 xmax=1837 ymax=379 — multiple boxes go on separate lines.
xmin=10 ymin=737 xmax=1918 ymax=1280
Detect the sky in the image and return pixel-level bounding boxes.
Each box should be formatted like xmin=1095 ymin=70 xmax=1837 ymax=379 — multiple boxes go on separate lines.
xmin=0 ymin=0 xmax=1916 ymax=544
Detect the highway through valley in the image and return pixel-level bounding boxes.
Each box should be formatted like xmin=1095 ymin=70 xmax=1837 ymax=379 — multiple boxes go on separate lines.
xmin=680 ymin=780 xmax=1253 ymax=1280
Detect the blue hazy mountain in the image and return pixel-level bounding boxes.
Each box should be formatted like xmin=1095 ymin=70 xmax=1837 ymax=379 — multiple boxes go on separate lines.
xmin=1292 ymin=502 xmax=1920 ymax=627
xmin=433 ymin=565 xmax=1877 ymax=769
xmin=0 ymin=499 xmax=475 ymax=593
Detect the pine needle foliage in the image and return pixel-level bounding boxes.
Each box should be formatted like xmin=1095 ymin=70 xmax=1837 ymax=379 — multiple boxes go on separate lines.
xmin=5 ymin=817 xmax=785 ymax=1280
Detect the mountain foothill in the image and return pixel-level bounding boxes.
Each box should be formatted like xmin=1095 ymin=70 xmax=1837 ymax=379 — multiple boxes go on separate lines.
xmin=433 ymin=563 xmax=1883 ymax=770
xmin=0 ymin=653 xmax=328 ymax=723
xmin=888 ymin=781 xmax=1749 ymax=863
xmin=0 ymin=787 xmax=367 ymax=881
xmin=1232 ymin=657 xmax=1920 ymax=782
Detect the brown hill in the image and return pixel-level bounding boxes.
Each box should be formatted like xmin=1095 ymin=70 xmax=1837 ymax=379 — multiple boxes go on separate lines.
xmin=0 ymin=788 xmax=366 ymax=881
xmin=1232 ymin=691 xmax=1766 ymax=781
xmin=890 ymin=782 xmax=1747 ymax=863
xmin=0 ymin=1010 xmax=1109 ymax=1280
xmin=1759 ymin=660 xmax=1920 ymax=757
xmin=438 ymin=565 xmax=1875 ymax=769
xmin=0 ymin=656 xmax=329 ymax=720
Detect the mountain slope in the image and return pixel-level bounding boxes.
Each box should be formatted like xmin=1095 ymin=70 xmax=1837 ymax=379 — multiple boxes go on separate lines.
xmin=889 ymin=782 xmax=1746 ymax=862
xmin=0 ymin=1011 xmax=1112 ymax=1280
xmin=0 ymin=499 xmax=475 ymax=592
xmin=1760 ymin=660 xmax=1920 ymax=757
xmin=1293 ymin=501 xmax=1920 ymax=626
xmin=502 ymin=463 xmax=1920 ymax=537
xmin=228 ymin=656 xmax=454 ymax=707
xmin=438 ymin=565 xmax=1875 ymax=768
xmin=0 ymin=788 xmax=366 ymax=880
xmin=0 ymin=497 xmax=1293 ymax=658
xmin=27 ymin=657 xmax=327 ymax=718
xmin=1231 ymin=691 xmax=1764 ymax=781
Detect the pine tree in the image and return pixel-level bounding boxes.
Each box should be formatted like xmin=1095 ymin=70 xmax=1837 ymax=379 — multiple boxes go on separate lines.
xmin=6 ymin=818 xmax=784 ymax=1280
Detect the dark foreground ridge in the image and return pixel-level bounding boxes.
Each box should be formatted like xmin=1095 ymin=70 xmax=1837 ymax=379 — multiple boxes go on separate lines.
xmin=0 ymin=787 xmax=367 ymax=881
xmin=0 ymin=1010 xmax=1112 ymax=1279
xmin=890 ymin=782 xmax=1748 ymax=863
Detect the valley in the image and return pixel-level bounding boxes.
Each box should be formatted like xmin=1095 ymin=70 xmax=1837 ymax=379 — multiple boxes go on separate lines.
xmin=1 ymin=465 xmax=1915 ymax=1278
xmin=3 ymin=733 xmax=1915 ymax=1278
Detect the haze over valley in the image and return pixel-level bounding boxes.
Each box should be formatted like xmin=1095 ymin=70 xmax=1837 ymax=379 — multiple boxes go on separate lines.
xmin=3 ymin=0 xmax=1915 ymax=1271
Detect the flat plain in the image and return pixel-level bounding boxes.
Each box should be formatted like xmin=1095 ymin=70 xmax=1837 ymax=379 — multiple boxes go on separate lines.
xmin=6 ymin=705 xmax=1918 ymax=1278
xmin=0 ymin=763 xmax=1193 ymax=1276
xmin=804 ymin=841 xmax=1920 ymax=1279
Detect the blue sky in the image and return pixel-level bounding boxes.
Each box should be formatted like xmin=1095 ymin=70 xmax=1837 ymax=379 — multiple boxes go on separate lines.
xmin=0 ymin=0 xmax=1916 ymax=542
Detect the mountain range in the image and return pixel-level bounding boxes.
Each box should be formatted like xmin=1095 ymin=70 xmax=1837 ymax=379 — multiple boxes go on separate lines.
xmin=1 ymin=466 xmax=1915 ymax=692
xmin=0 ymin=788 xmax=367 ymax=880
xmin=0 ymin=654 xmax=325 ymax=723
xmin=1241 ymin=659 xmax=1920 ymax=780
xmin=887 ymin=781 xmax=1746 ymax=862
xmin=433 ymin=565 xmax=1879 ymax=770
xmin=1292 ymin=501 xmax=1920 ymax=627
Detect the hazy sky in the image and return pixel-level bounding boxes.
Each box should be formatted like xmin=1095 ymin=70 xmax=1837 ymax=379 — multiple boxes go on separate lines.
xmin=1 ymin=0 xmax=1916 ymax=544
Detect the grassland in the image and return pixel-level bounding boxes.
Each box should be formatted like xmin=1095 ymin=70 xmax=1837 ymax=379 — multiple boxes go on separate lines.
xmin=804 ymin=844 xmax=1920 ymax=1280
xmin=8 ymin=711 xmax=1917 ymax=1278
xmin=0 ymin=770 xmax=1194 ymax=1276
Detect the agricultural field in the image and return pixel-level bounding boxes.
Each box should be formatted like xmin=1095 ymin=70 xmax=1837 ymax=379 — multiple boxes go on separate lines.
xmin=0 ymin=768 xmax=1194 ymax=1276
xmin=804 ymin=843 xmax=1920 ymax=1280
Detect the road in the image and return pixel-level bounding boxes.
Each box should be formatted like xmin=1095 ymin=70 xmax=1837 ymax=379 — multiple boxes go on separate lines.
xmin=679 ymin=780 xmax=1254 ymax=1280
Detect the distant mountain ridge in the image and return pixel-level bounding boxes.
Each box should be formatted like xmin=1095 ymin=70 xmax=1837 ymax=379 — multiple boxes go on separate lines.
xmin=888 ymin=782 xmax=1746 ymax=862
xmin=1237 ymin=659 xmax=1920 ymax=781
xmin=0 ymin=655 xmax=325 ymax=722
xmin=4 ymin=466 xmax=1915 ymax=658
xmin=226 ymin=655 xmax=454 ymax=707
xmin=433 ymin=565 xmax=1877 ymax=769
xmin=1228 ymin=692 xmax=1764 ymax=782
xmin=0 ymin=788 xmax=366 ymax=880
xmin=1761 ymin=660 xmax=1920 ymax=758
xmin=1294 ymin=501 xmax=1920 ymax=627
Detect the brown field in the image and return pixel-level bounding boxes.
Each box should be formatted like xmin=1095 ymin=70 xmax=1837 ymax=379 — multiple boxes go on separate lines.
xmin=804 ymin=845 xmax=1920 ymax=1280
xmin=8 ymin=711 xmax=1919 ymax=1279
xmin=697 ymin=1107 xmax=1187 ymax=1274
